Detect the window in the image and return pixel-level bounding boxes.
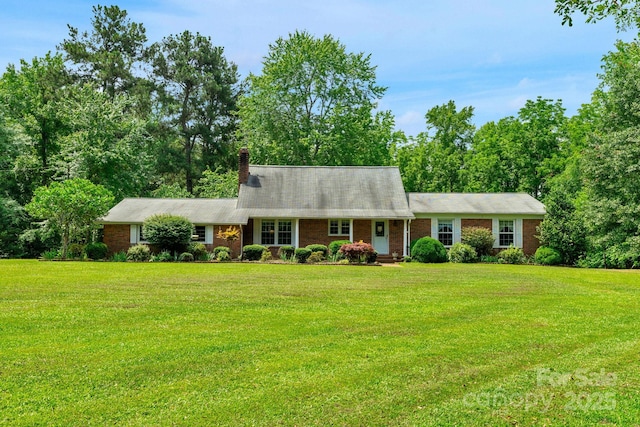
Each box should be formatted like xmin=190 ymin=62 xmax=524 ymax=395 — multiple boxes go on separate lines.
xmin=261 ymin=220 xmax=275 ymax=245
xmin=499 ymin=220 xmax=515 ymax=246
xmin=261 ymin=220 xmax=292 ymax=245
xmin=278 ymin=221 xmax=292 ymax=245
xmin=329 ymin=219 xmax=350 ymax=236
xmin=193 ymin=225 xmax=206 ymax=242
xmin=438 ymin=219 xmax=454 ymax=246
xmin=138 ymin=225 xmax=147 ymax=242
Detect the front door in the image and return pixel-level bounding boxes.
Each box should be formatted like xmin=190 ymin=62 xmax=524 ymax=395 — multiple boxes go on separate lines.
xmin=372 ymin=220 xmax=389 ymax=255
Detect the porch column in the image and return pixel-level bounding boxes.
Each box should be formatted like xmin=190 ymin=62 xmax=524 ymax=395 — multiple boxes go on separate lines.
xmin=403 ymin=219 xmax=409 ymax=257
xmin=349 ymin=219 xmax=354 ymax=243
xmin=294 ymin=219 xmax=300 ymax=248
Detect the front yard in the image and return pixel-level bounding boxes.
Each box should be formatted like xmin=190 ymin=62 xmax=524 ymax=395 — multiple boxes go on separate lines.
xmin=0 ymin=261 xmax=638 ymax=425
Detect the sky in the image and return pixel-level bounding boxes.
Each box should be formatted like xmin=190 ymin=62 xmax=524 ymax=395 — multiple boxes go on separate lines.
xmin=0 ymin=0 xmax=635 ymax=137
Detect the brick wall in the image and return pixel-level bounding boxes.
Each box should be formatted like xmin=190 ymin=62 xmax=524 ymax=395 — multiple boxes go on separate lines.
xmin=523 ymin=219 xmax=542 ymax=255
xmin=353 ymin=220 xmax=371 ymax=243
xmin=388 ymin=220 xmax=404 ymax=255
xmin=103 ymin=224 xmax=131 ymax=255
xmin=243 ymin=219 xmax=254 ymax=246
xmin=299 ymin=219 xmax=343 ymax=247
xmin=410 ymin=218 xmax=431 ymax=242
xmin=461 ymin=219 xmax=492 ymax=230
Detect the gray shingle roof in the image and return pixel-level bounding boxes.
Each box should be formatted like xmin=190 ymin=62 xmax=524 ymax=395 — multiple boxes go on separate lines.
xmin=237 ymin=165 xmax=414 ymax=219
xmin=408 ymin=193 xmax=546 ymax=215
xmin=101 ymin=198 xmax=248 ymax=224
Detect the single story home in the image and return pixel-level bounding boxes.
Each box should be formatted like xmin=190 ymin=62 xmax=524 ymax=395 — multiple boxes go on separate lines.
xmin=101 ymin=148 xmax=546 ymax=258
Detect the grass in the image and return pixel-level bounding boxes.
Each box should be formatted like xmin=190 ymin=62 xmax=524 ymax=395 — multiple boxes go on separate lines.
xmin=0 ymin=260 xmax=639 ymax=426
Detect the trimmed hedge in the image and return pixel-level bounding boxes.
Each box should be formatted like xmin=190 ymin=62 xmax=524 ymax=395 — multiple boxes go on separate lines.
xmin=143 ymin=214 xmax=193 ymax=253
xmin=535 ymin=246 xmax=562 ymax=265
xmin=85 ymin=242 xmax=108 ymax=260
xmin=306 ymin=244 xmax=328 ymax=257
xmin=329 ymin=240 xmax=351 ymax=256
xmin=339 ymin=241 xmax=375 ymax=263
xmin=243 ymin=244 xmax=268 ymax=261
xmin=294 ymin=247 xmax=312 ymax=263
xmin=411 ymin=237 xmax=447 ymax=263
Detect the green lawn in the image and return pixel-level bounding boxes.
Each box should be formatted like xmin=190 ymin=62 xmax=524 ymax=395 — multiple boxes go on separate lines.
xmin=1 ymin=260 xmax=639 ymax=426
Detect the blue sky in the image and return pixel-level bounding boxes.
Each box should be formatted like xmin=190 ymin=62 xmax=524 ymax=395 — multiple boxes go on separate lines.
xmin=0 ymin=0 xmax=634 ymax=136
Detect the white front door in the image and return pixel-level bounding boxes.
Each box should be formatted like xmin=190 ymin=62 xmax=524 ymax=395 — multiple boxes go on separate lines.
xmin=372 ymin=220 xmax=389 ymax=254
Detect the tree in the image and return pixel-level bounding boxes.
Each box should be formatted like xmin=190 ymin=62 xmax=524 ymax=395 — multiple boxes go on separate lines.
xmin=465 ymin=117 xmax=523 ymax=193
xmin=54 ymin=85 xmax=152 ymax=200
xmin=60 ymin=4 xmax=149 ymax=103
xmin=555 ymin=0 xmax=640 ymax=30
xmin=0 ymin=53 xmax=71 ymax=188
xmin=193 ymin=168 xmax=238 ymax=198
xmin=238 ymin=30 xmax=396 ymax=166
xmin=0 ymin=197 xmax=29 ymax=258
xmin=516 ymin=97 xmax=568 ymax=198
xmin=149 ymin=31 xmax=239 ymax=193
xmin=395 ymin=101 xmax=473 ymax=192
xmin=25 ymin=178 xmax=114 ymax=258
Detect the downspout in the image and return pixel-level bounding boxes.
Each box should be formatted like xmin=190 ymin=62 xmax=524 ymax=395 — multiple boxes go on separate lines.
xmin=405 ymin=219 xmax=411 ymax=257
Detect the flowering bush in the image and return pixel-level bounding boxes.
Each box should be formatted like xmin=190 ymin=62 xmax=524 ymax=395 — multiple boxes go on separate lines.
xmin=339 ymin=241 xmax=375 ymax=263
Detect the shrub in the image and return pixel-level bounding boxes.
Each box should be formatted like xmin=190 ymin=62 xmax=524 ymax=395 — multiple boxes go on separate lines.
xmin=188 ymin=242 xmax=208 ymax=260
xmin=178 ymin=252 xmax=194 ymax=262
xmin=150 ymin=250 xmax=173 ymax=262
xmin=111 ymin=251 xmax=127 ymax=262
xmin=127 ymin=244 xmax=150 ymax=262
xmin=480 ymin=255 xmax=499 ymax=263
xmin=535 ymin=246 xmax=562 ymax=266
xmin=367 ymin=250 xmax=378 ymax=264
xmin=328 ymin=240 xmax=351 ymax=256
xmin=306 ymin=244 xmax=328 ymax=257
xmin=411 ymin=237 xmax=447 ymax=263
xmin=449 ymin=242 xmax=478 ymax=263
xmin=85 ymin=242 xmax=108 ymax=260
xmin=67 ymin=243 xmax=85 ymax=259
xmin=142 ymin=214 xmax=193 ymax=253
xmin=461 ymin=227 xmax=495 ymax=257
xmin=339 ymin=241 xmax=375 ymax=263
xmin=278 ymin=245 xmax=295 ymax=260
xmin=214 ymin=246 xmax=231 ymax=258
xmin=409 ymin=239 xmax=420 ymax=254
xmin=497 ymin=246 xmax=526 ymax=264
xmin=216 ymin=250 xmax=231 ymax=262
xmin=403 ymin=256 xmax=412 ymax=263
xmin=307 ymin=251 xmax=325 ymax=263
xmin=260 ymin=250 xmax=273 ymax=262
xmin=295 ymin=247 xmax=312 ymax=263
xmin=42 ymin=249 xmax=60 ymax=260
xmin=243 ymin=244 xmax=268 ymax=261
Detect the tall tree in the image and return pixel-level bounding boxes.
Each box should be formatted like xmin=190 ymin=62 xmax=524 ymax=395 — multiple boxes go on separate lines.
xmin=238 ymin=30 xmax=396 ymax=166
xmin=395 ymin=101 xmax=473 ymax=192
xmin=60 ymin=4 xmax=148 ymax=103
xmin=0 ymin=53 xmax=71 ymax=189
xmin=149 ymin=31 xmax=239 ymax=193
xmin=54 ymin=85 xmax=152 ymax=200
xmin=517 ymin=97 xmax=568 ymax=198
xmin=465 ymin=117 xmax=523 ymax=193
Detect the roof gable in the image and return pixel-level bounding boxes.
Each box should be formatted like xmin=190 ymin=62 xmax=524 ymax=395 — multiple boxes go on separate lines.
xmin=237 ymin=165 xmax=414 ymax=219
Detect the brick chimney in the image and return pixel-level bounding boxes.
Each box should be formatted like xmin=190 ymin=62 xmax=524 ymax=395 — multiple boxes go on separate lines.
xmin=238 ymin=147 xmax=249 ymax=185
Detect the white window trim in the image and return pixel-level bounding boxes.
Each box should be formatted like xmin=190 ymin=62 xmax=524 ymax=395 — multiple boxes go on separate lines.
xmin=431 ymin=218 xmax=461 ymax=247
xmin=492 ymin=218 xmax=523 ymax=248
xmin=130 ymin=224 xmax=149 ymax=244
xmin=328 ymin=219 xmax=351 ymax=236
xmin=254 ymin=219 xmax=295 ymax=246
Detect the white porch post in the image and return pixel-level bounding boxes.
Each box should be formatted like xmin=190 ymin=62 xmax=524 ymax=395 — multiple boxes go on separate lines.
xmin=349 ymin=219 xmax=354 ymax=243
xmin=294 ymin=219 xmax=300 ymax=248
xmin=403 ymin=219 xmax=409 ymax=257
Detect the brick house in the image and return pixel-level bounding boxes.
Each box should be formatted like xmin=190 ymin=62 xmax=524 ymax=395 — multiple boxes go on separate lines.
xmin=101 ymin=149 xmax=546 ymax=257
